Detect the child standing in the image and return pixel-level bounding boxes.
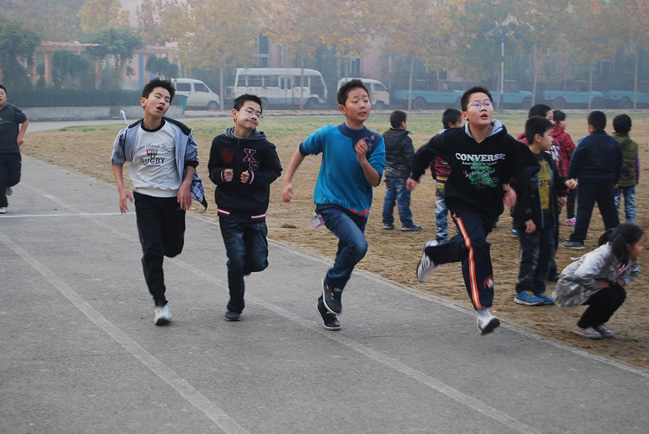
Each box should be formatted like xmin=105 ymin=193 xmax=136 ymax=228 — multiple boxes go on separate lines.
xmin=282 ymin=79 xmax=385 ymax=331
xmin=512 ymin=116 xmax=575 ymax=306
xmin=208 ymin=94 xmax=282 ymax=322
xmin=611 ymin=114 xmax=639 ymax=224
xmin=111 ymin=78 xmax=207 ymax=325
xmin=381 ymin=110 xmax=420 ymax=231
xmin=552 ymin=110 xmax=577 ymax=225
xmin=553 ymin=223 xmax=643 ymax=339
xmin=407 ymin=86 xmax=539 ymax=335
xmin=430 ymin=108 xmax=462 ymax=243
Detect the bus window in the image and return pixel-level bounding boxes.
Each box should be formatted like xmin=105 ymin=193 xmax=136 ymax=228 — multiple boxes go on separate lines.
xmin=266 ymin=75 xmax=279 ymax=88
xmin=248 ymin=75 xmax=263 ymax=87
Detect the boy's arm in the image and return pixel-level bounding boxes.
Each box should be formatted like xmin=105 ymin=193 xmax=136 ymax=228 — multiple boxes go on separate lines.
xmin=17 ymin=119 xmax=29 ymax=146
xmin=207 ymin=138 xmax=230 ymax=185
xmin=355 ymin=137 xmax=381 ymax=187
xmin=112 ymin=163 xmax=133 ymax=214
xmin=282 ymin=147 xmax=307 ymax=203
xmin=407 ymin=136 xmax=442 ymax=191
xmin=177 ymin=164 xmax=195 ymax=211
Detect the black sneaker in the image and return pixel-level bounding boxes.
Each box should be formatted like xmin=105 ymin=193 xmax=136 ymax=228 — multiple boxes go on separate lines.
xmin=317 ymin=301 xmax=341 ymax=331
xmin=224 ymin=311 xmax=242 ymax=321
xmin=322 ymin=280 xmax=342 ymax=314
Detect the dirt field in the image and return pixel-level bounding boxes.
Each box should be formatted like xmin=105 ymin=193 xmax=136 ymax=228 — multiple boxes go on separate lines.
xmin=21 ymin=111 xmax=649 ymax=371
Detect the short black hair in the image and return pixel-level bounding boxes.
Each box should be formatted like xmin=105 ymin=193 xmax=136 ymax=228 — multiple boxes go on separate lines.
xmin=587 ymin=111 xmax=606 ymax=131
xmin=553 ymin=110 xmax=566 ymax=123
xmin=142 ymin=78 xmax=175 ymax=103
xmin=613 ymin=114 xmax=632 ymax=134
xmin=337 ymin=79 xmax=368 ymax=106
xmin=234 ymin=94 xmax=263 ymax=114
xmin=0 ymin=84 xmax=6 ymax=94
xmin=442 ymin=108 xmax=461 ymax=128
xmin=525 ymin=115 xmax=553 ymax=144
xmin=389 ymin=110 xmax=407 ymax=128
xmin=460 ymin=86 xmax=493 ymax=111
xmin=528 ymin=104 xmax=552 ymax=118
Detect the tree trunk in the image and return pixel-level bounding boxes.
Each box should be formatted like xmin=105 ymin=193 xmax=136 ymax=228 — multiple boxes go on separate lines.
xmin=588 ymin=63 xmax=593 ymax=110
xmin=408 ymin=53 xmax=414 ymax=111
xmin=219 ymin=66 xmax=224 ymax=111
xmin=299 ymin=56 xmax=305 ymax=111
xmin=531 ymin=46 xmax=538 ymax=106
xmin=634 ymin=43 xmax=639 ymax=110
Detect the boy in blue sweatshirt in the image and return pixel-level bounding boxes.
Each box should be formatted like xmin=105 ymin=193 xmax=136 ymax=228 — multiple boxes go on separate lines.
xmin=282 ymin=79 xmax=386 ymax=331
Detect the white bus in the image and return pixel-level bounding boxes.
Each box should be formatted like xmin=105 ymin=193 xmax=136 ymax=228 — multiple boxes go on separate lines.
xmin=226 ymin=68 xmax=328 ymax=109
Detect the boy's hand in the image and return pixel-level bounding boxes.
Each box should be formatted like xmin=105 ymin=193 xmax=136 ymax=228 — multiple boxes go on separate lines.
xmin=503 ymin=184 xmax=516 ymax=208
xmin=559 ymin=196 xmax=567 ymax=208
xmin=282 ymin=182 xmax=294 ymax=203
xmin=177 ymin=182 xmax=192 ymax=211
xmin=406 ymin=178 xmax=419 ymax=192
xmin=223 ymin=168 xmax=234 ymax=182
xmin=524 ymin=219 xmax=536 ymax=233
xmin=565 ymin=178 xmax=578 ymax=189
xmin=354 ymin=138 xmax=369 ymax=163
xmin=118 ymin=187 xmax=133 ymax=214
xmin=240 ymin=170 xmax=250 ymax=184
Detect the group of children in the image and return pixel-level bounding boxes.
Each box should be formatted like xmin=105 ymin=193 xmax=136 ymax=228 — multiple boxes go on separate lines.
xmin=109 ymin=77 xmax=644 ymax=341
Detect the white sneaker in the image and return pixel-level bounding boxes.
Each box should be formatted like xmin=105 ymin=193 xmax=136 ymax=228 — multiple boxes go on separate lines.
xmin=475 ymin=308 xmax=500 ymax=335
xmin=416 ymin=240 xmax=438 ymax=281
xmin=0 ymin=207 xmax=6 ymax=214
xmin=5 ymin=187 xmax=12 ymax=196
xmin=154 ymin=304 xmax=173 ymax=325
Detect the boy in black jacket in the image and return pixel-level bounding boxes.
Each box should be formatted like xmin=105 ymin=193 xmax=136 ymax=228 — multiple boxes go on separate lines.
xmin=512 ymin=116 xmax=576 ymax=306
xmin=208 ymin=94 xmax=283 ymax=321
xmin=407 ymin=86 xmax=539 ymax=335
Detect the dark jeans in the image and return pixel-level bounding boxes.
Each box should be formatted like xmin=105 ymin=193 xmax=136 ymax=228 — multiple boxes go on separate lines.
xmin=425 ymin=208 xmax=497 ymax=309
xmin=577 ymin=284 xmax=626 ymax=328
xmin=318 ymin=205 xmax=368 ymax=291
xmin=219 ymin=215 xmax=269 ymax=314
xmin=569 ymin=181 xmax=619 ymax=243
xmin=134 ymin=192 xmax=186 ymax=306
xmin=515 ymin=218 xmax=555 ymax=295
xmin=566 ymin=189 xmax=576 ymax=220
xmin=0 ymin=152 xmax=21 ymax=207
xmin=382 ymin=177 xmax=415 ymax=227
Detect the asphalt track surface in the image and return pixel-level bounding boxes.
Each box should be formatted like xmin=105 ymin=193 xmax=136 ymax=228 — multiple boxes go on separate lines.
xmin=1 ymin=120 xmax=649 ymax=433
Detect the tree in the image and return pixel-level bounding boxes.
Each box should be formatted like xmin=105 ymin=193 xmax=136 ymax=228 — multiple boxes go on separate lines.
xmin=566 ymin=0 xmax=626 ymax=109
xmin=0 ymin=18 xmax=41 ymax=91
xmin=85 ymin=27 xmax=144 ymax=89
xmin=0 ymin=0 xmax=85 ymax=41
xmin=146 ymin=55 xmax=178 ymax=78
xmin=614 ymin=0 xmax=649 ymax=109
xmin=380 ymin=0 xmax=450 ymax=110
xmin=52 ymin=50 xmax=92 ymax=89
xmin=137 ymin=0 xmax=169 ymax=45
xmin=262 ymin=0 xmax=327 ymax=109
xmin=162 ymin=0 xmax=259 ymax=110
xmin=78 ymin=0 xmax=130 ymax=34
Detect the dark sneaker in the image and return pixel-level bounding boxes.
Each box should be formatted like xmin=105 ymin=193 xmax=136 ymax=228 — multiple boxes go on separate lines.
xmin=573 ymin=326 xmax=602 ymax=339
xmin=594 ymin=324 xmax=615 ymax=338
xmin=154 ymin=304 xmax=173 ymax=325
xmin=224 ymin=311 xmax=242 ymax=321
xmin=322 ymin=280 xmax=342 ymax=314
xmin=562 ymin=240 xmax=585 ymax=250
xmin=537 ymin=293 xmax=554 ymax=305
xmin=317 ymin=301 xmax=341 ymax=331
xmin=475 ymin=308 xmax=500 ymax=335
xmin=5 ymin=187 xmax=13 ymax=196
xmin=402 ymin=224 xmax=422 ymax=232
xmin=416 ymin=240 xmax=438 ymax=281
xmin=383 ymin=223 xmax=395 ymax=230
xmin=514 ymin=291 xmax=544 ymax=306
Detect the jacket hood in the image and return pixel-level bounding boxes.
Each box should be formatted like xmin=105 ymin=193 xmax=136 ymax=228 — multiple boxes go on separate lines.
xmin=464 ymin=119 xmax=506 ymax=140
xmin=224 ymin=126 xmax=267 ymax=142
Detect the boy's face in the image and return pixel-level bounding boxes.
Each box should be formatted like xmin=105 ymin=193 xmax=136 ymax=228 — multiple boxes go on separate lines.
xmin=232 ymin=100 xmax=262 ymax=132
xmin=537 ymin=127 xmax=553 ymax=151
xmin=450 ymin=120 xmax=462 ymax=128
xmin=0 ymin=88 xmax=7 ymax=109
xmin=140 ymin=87 xmax=171 ymax=118
xmin=462 ymin=92 xmax=493 ymax=127
xmin=339 ymin=87 xmax=370 ymax=128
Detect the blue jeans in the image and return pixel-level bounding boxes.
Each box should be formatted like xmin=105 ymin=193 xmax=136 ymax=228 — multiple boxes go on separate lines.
xmin=435 ymin=182 xmax=448 ymax=242
xmin=382 ymin=177 xmax=414 ymax=227
xmin=219 ymin=216 xmax=269 ymax=314
xmin=515 ymin=218 xmax=555 ymax=295
xmin=615 ymin=186 xmax=636 ymax=223
xmin=318 ymin=206 xmax=368 ymax=291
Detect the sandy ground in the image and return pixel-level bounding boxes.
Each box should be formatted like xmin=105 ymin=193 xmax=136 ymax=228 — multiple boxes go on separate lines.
xmin=20 ymin=119 xmax=649 ymax=372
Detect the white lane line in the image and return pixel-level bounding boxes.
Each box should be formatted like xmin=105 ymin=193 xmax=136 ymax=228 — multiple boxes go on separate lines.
xmin=0 ymin=212 xmax=125 ymax=218
xmin=0 ymin=231 xmax=249 ymax=434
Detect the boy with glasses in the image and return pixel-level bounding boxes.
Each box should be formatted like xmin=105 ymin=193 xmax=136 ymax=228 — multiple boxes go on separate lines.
xmin=407 ymin=86 xmax=539 ymax=335
xmin=208 ymin=94 xmax=282 ymax=322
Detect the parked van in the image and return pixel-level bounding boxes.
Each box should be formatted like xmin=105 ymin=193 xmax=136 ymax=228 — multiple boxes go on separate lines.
xmin=171 ymin=78 xmax=220 ymax=111
xmin=226 ymin=68 xmax=328 ymax=109
xmin=336 ymin=78 xmax=390 ymax=110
